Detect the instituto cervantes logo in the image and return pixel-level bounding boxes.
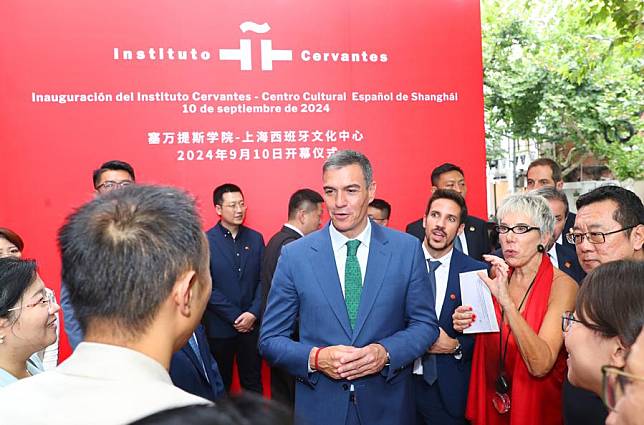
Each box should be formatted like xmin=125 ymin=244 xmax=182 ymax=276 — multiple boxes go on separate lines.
xmin=113 ymin=21 xmax=389 ymax=71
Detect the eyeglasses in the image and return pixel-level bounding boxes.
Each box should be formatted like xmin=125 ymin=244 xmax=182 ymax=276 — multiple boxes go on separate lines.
xmin=495 ymin=224 xmax=540 ymax=234
xmin=96 ymin=180 xmax=133 ymax=193
xmin=561 ymin=311 xmax=583 ymax=332
xmin=7 ymin=291 xmax=57 ymax=312
xmin=602 ymin=365 xmax=644 ymax=412
xmin=222 ymin=202 xmax=246 ymax=210
xmin=565 ymin=225 xmax=638 ymax=245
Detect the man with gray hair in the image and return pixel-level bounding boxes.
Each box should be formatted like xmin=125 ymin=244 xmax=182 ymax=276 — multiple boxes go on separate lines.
xmin=0 ymin=185 xmax=212 ymax=424
xmin=532 ymin=187 xmax=585 ymax=283
xmin=260 ymin=150 xmax=438 ymax=425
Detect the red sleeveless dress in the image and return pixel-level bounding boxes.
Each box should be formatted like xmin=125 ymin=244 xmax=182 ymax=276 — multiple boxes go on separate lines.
xmin=466 ymin=254 xmax=567 ymax=425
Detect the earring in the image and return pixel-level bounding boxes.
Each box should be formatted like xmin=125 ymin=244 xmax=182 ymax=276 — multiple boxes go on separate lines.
xmin=537 ymin=244 xmax=545 ymax=253
xmin=0 ymin=335 xmax=4 ymax=344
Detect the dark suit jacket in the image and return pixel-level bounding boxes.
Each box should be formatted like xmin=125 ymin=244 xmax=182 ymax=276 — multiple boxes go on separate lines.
xmin=169 ymin=325 xmax=225 ymax=401
xmin=555 ymin=242 xmax=586 ymax=284
xmin=406 ymin=215 xmax=491 ymax=261
xmin=261 ymin=225 xmax=302 ymax=308
xmin=259 ymin=223 xmax=439 ymax=425
xmin=203 ymin=223 xmax=264 ymax=339
xmin=423 ymin=249 xmax=487 ymax=418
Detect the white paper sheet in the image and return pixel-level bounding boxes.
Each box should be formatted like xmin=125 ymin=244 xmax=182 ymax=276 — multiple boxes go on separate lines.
xmin=459 ymin=269 xmax=499 ymax=334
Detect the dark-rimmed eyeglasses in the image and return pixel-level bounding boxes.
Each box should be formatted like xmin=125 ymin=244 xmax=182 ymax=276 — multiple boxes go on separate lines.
xmin=561 ymin=311 xmax=583 ymax=332
xmin=602 ymin=365 xmax=644 ymax=412
xmin=96 ymin=180 xmax=133 ymax=193
xmin=565 ymin=225 xmax=638 ymax=245
xmin=495 ymin=224 xmax=540 ymax=234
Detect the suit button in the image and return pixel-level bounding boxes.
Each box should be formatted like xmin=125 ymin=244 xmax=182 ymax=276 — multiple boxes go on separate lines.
xmin=342 ymin=384 xmax=349 ymax=390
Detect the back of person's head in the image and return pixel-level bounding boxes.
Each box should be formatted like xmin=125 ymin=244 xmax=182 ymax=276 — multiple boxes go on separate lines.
xmin=213 ymin=183 xmax=244 ymax=206
xmin=58 ymin=185 xmax=205 ymax=339
xmin=431 ymin=163 xmax=464 ymax=186
xmin=0 ymin=257 xmax=37 ymax=324
xmin=425 ymin=189 xmax=468 ymax=225
xmin=576 ymin=186 xmax=644 ymax=234
xmin=129 ymin=393 xmax=293 ymax=425
xmin=92 ymin=160 xmax=136 ymax=189
xmin=576 ymin=260 xmax=644 ymax=348
xmin=368 ymin=198 xmax=391 ymax=219
xmin=287 ymin=188 xmax=324 ymax=219
xmin=527 ymin=158 xmax=562 ymax=182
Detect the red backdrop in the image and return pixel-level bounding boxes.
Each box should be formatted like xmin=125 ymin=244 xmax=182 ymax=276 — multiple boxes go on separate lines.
xmin=0 ymin=0 xmax=486 ymax=372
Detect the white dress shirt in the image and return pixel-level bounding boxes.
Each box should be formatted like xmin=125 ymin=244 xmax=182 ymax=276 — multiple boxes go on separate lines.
xmin=329 ymin=219 xmax=371 ymax=295
xmin=283 ymin=223 xmax=304 ymax=237
xmin=457 ymin=232 xmax=469 ymax=255
xmin=0 ymin=342 xmax=210 ymax=424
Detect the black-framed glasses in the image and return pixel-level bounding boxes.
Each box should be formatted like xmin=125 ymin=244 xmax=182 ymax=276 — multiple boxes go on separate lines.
xmin=561 ymin=311 xmax=583 ymax=332
xmin=565 ymin=225 xmax=638 ymax=245
xmin=96 ymin=180 xmax=133 ymax=193
xmin=495 ymin=224 xmax=540 ymax=234
xmin=602 ymin=365 xmax=644 ymax=412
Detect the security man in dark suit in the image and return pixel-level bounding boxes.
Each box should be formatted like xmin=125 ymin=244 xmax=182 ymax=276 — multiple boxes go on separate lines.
xmin=261 ymin=188 xmax=324 ymax=406
xmin=406 ymin=163 xmax=490 ymax=260
xmin=204 ymin=183 xmax=264 ymax=394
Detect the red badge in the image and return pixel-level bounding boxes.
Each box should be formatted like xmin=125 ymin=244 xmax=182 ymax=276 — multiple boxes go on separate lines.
xmin=450 ymin=293 xmax=456 ymax=300
xmin=564 ymin=261 xmax=572 ymax=268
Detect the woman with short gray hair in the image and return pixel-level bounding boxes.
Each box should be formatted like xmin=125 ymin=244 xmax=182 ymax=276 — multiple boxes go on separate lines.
xmin=454 ymin=193 xmax=578 ymax=425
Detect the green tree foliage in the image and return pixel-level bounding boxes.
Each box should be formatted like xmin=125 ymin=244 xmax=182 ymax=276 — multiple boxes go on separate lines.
xmin=482 ymin=0 xmax=643 ymax=179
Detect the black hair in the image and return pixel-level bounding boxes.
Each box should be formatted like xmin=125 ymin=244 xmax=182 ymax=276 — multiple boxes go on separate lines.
xmin=527 ymin=158 xmax=562 ymax=183
xmin=92 ymin=160 xmax=136 ymax=189
xmin=425 ymin=189 xmax=468 ymax=225
xmin=213 ymin=183 xmax=244 ymax=207
xmin=0 ymin=257 xmax=37 ymax=319
xmin=129 ymin=393 xmax=293 ymax=425
xmin=287 ymin=188 xmax=324 ymax=220
xmin=368 ymin=198 xmax=391 ymax=219
xmin=57 ymin=185 xmax=204 ymax=339
xmin=431 ymin=163 xmax=464 ymax=186
xmin=576 ymin=186 xmax=644 ymax=236
xmin=576 ymin=260 xmax=644 ymax=348
xmin=532 ymin=186 xmax=570 ymax=216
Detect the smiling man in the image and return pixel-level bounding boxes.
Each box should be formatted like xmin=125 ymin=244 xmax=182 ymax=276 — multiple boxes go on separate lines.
xmin=260 ymin=150 xmax=438 ymax=425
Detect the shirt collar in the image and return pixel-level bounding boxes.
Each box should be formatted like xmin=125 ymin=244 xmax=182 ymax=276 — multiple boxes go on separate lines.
xmin=422 ymin=241 xmax=454 ymax=267
xmin=217 ymin=221 xmax=242 ymax=239
xmin=283 ymin=223 xmax=304 ymax=237
xmin=329 ymin=218 xmax=371 ymax=253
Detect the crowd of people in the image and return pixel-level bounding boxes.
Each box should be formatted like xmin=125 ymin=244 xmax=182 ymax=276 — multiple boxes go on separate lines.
xmin=0 ymin=150 xmax=642 ymax=425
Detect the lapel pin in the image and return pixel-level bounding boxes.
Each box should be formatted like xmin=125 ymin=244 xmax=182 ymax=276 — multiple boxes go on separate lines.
xmin=564 ymin=261 xmax=572 ymax=268
xmin=450 ymin=293 xmax=457 ymax=300
xmin=469 ymin=226 xmax=475 ymax=232
xmin=244 ymin=246 xmax=250 ymax=250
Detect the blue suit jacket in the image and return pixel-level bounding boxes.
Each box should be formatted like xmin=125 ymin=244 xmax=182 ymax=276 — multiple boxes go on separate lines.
xmin=424 ymin=249 xmax=487 ymax=418
xmin=203 ymin=223 xmax=264 ymax=339
xmin=259 ymin=223 xmax=439 ymax=425
xmin=169 ymin=325 xmax=225 ymax=401
xmin=555 ymin=243 xmax=586 ymax=284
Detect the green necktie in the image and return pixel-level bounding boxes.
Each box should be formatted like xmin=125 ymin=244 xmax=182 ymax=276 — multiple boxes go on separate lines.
xmin=345 ymin=239 xmax=362 ymax=329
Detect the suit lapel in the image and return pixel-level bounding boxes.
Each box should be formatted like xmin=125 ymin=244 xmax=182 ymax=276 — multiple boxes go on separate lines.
xmin=352 ymin=225 xmax=391 ymax=342
xmin=183 ymin=341 xmax=208 ymax=381
xmin=439 ymin=250 xmax=462 ymax=326
xmin=309 ymin=229 xmax=353 ymax=338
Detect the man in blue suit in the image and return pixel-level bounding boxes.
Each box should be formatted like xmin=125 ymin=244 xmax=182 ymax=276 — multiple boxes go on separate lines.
xmin=413 ymin=190 xmax=487 ymax=425
xmin=259 ymin=150 xmax=439 ymax=425
xmin=204 ymin=183 xmax=264 ymax=394
xmin=170 ymin=324 xmax=226 ymax=402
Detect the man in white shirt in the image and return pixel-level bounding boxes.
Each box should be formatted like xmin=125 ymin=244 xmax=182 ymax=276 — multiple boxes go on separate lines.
xmin=413 ymin=190 xmax=487 ymax=425
xmin=0 ymin=185 xmax=212 ymax=424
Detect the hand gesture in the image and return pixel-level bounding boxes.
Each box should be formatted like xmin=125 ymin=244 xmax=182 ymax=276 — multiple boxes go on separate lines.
xmin=479 ymin=254 xmax=511 ymax=308
xmin=234 ymin=312 xmax=257 ymax=333
xmin=452 ymin=305 xmax=475 ymax=332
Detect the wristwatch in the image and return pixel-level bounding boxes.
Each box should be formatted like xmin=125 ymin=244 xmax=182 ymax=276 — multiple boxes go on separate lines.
xmin=453 ymin=342 xmax=463 ymax=360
